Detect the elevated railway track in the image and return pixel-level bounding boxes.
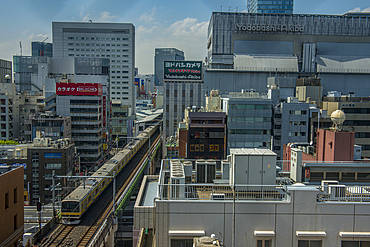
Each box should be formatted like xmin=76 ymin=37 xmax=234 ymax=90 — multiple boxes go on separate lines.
xmin=37 ymin=126 xmax=161 ymax=246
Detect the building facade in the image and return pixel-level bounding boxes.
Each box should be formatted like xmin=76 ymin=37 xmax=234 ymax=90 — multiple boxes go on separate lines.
xmin=154 ymin=48 xmax=185 ymax=86
xmin=32 ymin=42 xmax=53 ymax=58
xmin=163 ymin=61 xmax=204 ymax=139
xmin=248 ymin=0 xmax=294 ymax=14
xmin=273 ymin=99 xmax=310 ymax=160
xmin=205 ymin=12 xmax=370 ymax=97
xmin=0 ymin=138 xmax=75 ymax=205
xmin=0 ymin=59 xmax=12 ymax=84
xmin=0 ymin=167 xmax=24 ymax=247
xmin=52 ymin=22 xmax=135 ymax=113
xmin=222 ymin=91 xmax=272 ymax=154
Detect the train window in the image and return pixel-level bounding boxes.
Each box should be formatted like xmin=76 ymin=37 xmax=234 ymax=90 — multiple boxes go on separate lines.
xmin=325 ymin=172 xmax=339 ymax=180
xmin=357 ymin=172 xmax=370 ymax=181
xmin=310 ymin=172 xmax=324 ymax=182
xmin=62 ymin=202 xmax=80 ymax=212
xmin=341 ymin=172 xmax=355 ymax=181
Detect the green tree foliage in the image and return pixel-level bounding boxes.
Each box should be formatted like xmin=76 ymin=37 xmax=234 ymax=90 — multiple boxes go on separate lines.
xmin=0 ymin=140 xmax=19 ymax=145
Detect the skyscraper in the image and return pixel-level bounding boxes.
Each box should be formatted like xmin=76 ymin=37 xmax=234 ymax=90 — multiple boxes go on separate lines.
xmin=52 ymin=22 xmax=135 ymax=115
xmin=248 ymin=0 xmax=294 ymax=14
xmin=154 ymin=48 xmax=185 ymax=86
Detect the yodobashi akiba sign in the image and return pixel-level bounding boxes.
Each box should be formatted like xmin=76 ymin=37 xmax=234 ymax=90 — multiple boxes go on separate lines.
xmin=164 ymin=61 xmax=202 ymax=81
xmin=235 ymin=23 xmax=304 ymax=32
xmin=56 ymin=82 xmax=103 ymax=96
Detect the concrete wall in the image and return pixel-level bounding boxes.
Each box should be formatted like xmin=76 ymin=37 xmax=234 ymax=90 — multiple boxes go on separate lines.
xmin=153 ymin=186 xmax=370 ymax=247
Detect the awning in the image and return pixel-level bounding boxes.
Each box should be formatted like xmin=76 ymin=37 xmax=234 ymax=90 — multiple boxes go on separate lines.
xmin=296 ymin=231 xmax=327 ymax=237
xmin=339 ymin=232 xmax=370 ymax=238
xmin=168 ymin=230 xmax=205 ymax=237
xmin=254 ymin=231 xmax=275 ymax=237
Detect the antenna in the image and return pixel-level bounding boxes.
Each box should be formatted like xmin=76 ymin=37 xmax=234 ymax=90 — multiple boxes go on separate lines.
xmin=19 ymin=41 xmax=22 ymax=56
xmin=42 ymin=37 xmax=48 ymax=43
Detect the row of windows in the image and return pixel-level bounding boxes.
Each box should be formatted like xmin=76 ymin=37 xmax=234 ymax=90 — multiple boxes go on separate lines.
xmin=258 ymin=0 xmax=293 ymax=4
xmin=111 ymin=92 xmax=129 ymax=94
xmin=289 ymin=110 xmax=307 ymax=115
xmin=111 ymin=82 xmax=129 ymax=84
xmin=343 ymin=108 xmax=370 ymax=114
xmin=288 ymin=132 xmax=307 ymax=137
xmin=228 ymin=129 xmax=271 ymax=135
xmin=229 ymin=141 xmax=269 ymax=148
xmin=112 ymin=76 xmax=129 ymax=79
xmin=229 ymin=104 xmax=272 ymax=110
xmin=69 ymin=48 xmax=128 ymax=52
xmin=111 ymin=65 xmax=129 ymax=68
xmin=68 ymin=54 xmax=129 ymax=58
xmin=228 ymin=117 xmax=271 ymax=122
xmin=289 ymin=121 xmax=307 ymax=126
xmin=68 ymin=37 xmax=129 ymax=41
xmin=111 ymin=87 xmax=129 ymax=89
xmin=4 ymin=188 xmax=18 ymax=210
xmin=68 ymin=43 xmax=128 ymax=47
xmin=45 ymin=163 xmax=62 ymax=169
xmin=111 ymin=97 xmax=129 ymax=100
xmin=310 ymin=171 xmax=370 ymax=182
xmin=44 ymin=153 xmax=62 ymax=159
xmin=111 ymin=71 xmax=129 ymax=73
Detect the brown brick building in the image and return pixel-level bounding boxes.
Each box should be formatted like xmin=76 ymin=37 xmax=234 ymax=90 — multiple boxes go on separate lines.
xmin=0 ymin=166 xmax=24 ymax=247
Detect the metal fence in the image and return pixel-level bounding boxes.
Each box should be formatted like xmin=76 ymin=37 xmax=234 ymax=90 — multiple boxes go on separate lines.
xmin=317 ymin=185 xmax=370 ymax=202
xmin=158 ymin=184 xmax=289 ymax=201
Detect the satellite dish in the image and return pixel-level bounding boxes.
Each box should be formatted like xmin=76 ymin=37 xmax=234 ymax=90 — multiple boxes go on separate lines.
xmin=330 ymin=110 xmax=346 ymax=132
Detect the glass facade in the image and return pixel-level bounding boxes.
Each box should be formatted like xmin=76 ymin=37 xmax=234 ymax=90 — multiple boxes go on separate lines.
xmin=248 ymin=0 xmax=294 ymax=14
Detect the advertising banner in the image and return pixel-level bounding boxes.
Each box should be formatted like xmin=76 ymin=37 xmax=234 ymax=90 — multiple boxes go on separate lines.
xmin=103 ymin=96 xmax=107 ymax=127
xmin=56 ymin=82 xmax=102 ymax=96
xmin=164 ymin=61 xmax=202 ymax=81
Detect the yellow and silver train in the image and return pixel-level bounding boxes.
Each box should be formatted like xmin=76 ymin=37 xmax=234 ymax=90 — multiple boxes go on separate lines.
xmin=61 ymin=123 xmax=159 ymax=224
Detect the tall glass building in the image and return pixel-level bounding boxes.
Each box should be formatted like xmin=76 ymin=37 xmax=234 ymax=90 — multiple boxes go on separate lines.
xmin=248 ymin=0 xmax=294 ymax=14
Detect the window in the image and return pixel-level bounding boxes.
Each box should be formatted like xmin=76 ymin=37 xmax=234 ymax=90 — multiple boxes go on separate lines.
xmin=257 ymin=239 xmax=272 ymax=247
xmin=14 ymin=214 xmax=17 ymax=230
xmin=44 ymin=153 xmax=62 ymax=159
xmin=45 ymin=163 xmax=62 ymax=169
xmin=298 ymin=240 xmax=322 ymax=247
xmin=14 ymin=188 xmax=17 ymax=203
xmin=5 ymin=192 xmax=9 ymax=209
xmin=171 ymin=239 xmax=192 ymax=247
xmin=342 ymin=241 xmax=370 ymax=247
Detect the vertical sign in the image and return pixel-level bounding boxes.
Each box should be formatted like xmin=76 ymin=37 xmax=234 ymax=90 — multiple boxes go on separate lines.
xmin=103 ymin=96 xmax=107 ymax=127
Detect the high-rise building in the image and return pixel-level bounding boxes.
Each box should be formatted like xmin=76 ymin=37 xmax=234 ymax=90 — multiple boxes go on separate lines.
xmin=32 ymin=42 xmax=53 ymax=57
xmin=248 ymin=0 xmax=294 ymax=14
xmin=163 ymin=61 xmax=203 ymax=139
xmin=52 ymin=22 xmax=135 ymax=114
xmin=154 ymin=48 xmax=184 ymax=86
xmin=0 ymin=59 xmax=11 ymax=83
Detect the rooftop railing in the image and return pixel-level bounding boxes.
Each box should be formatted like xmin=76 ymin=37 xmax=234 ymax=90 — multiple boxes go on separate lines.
xmin=157 ymin=183 xmax=289 ymax=202
xmin=317 ymin=185 xmax=370 ymax=202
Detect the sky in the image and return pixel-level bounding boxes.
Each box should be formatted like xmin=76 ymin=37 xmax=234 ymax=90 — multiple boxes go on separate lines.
xmin=0 ymin=0 xmax=369 ymax=74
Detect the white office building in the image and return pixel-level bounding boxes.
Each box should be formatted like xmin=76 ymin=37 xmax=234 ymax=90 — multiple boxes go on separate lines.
xmin=52 ymin=22 xmax=135 ymax=115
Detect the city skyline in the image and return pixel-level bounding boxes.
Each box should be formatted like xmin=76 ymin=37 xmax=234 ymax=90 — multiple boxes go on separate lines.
xmin=0 ymin=0 xmax=369 ymax=74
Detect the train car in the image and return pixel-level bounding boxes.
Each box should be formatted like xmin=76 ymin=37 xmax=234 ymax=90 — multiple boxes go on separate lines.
xmin=61 ymin=123 xmax=160 ymax=224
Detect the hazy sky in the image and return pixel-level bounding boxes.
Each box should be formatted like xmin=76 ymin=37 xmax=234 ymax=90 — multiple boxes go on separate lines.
xmin=0 ymin=0 xmax=369 ymax=74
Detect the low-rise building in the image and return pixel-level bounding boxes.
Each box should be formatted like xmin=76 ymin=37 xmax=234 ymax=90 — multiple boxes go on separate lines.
xmin=134 ymin=149 xmax=370 ymax=247
xmin=0 ymin=166 xmax=24 ymax=247
xmin=0 ymin=136 xmax=75 ymax=205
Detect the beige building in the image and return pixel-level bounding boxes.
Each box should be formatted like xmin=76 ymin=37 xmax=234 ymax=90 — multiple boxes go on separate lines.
xmin=320 ymin=96 xmax=370 ymax=158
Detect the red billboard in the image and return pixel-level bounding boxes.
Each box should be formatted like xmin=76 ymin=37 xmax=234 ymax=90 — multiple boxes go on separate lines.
xmin=56 ymin=82 xmax=102 ymax=96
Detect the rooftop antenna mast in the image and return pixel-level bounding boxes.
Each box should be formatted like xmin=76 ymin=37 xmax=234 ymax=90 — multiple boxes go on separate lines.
xmin=19 ymin=41 xmax=22 ymax=56
xmin=41 ymin=37 xmax=48 ymax=43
